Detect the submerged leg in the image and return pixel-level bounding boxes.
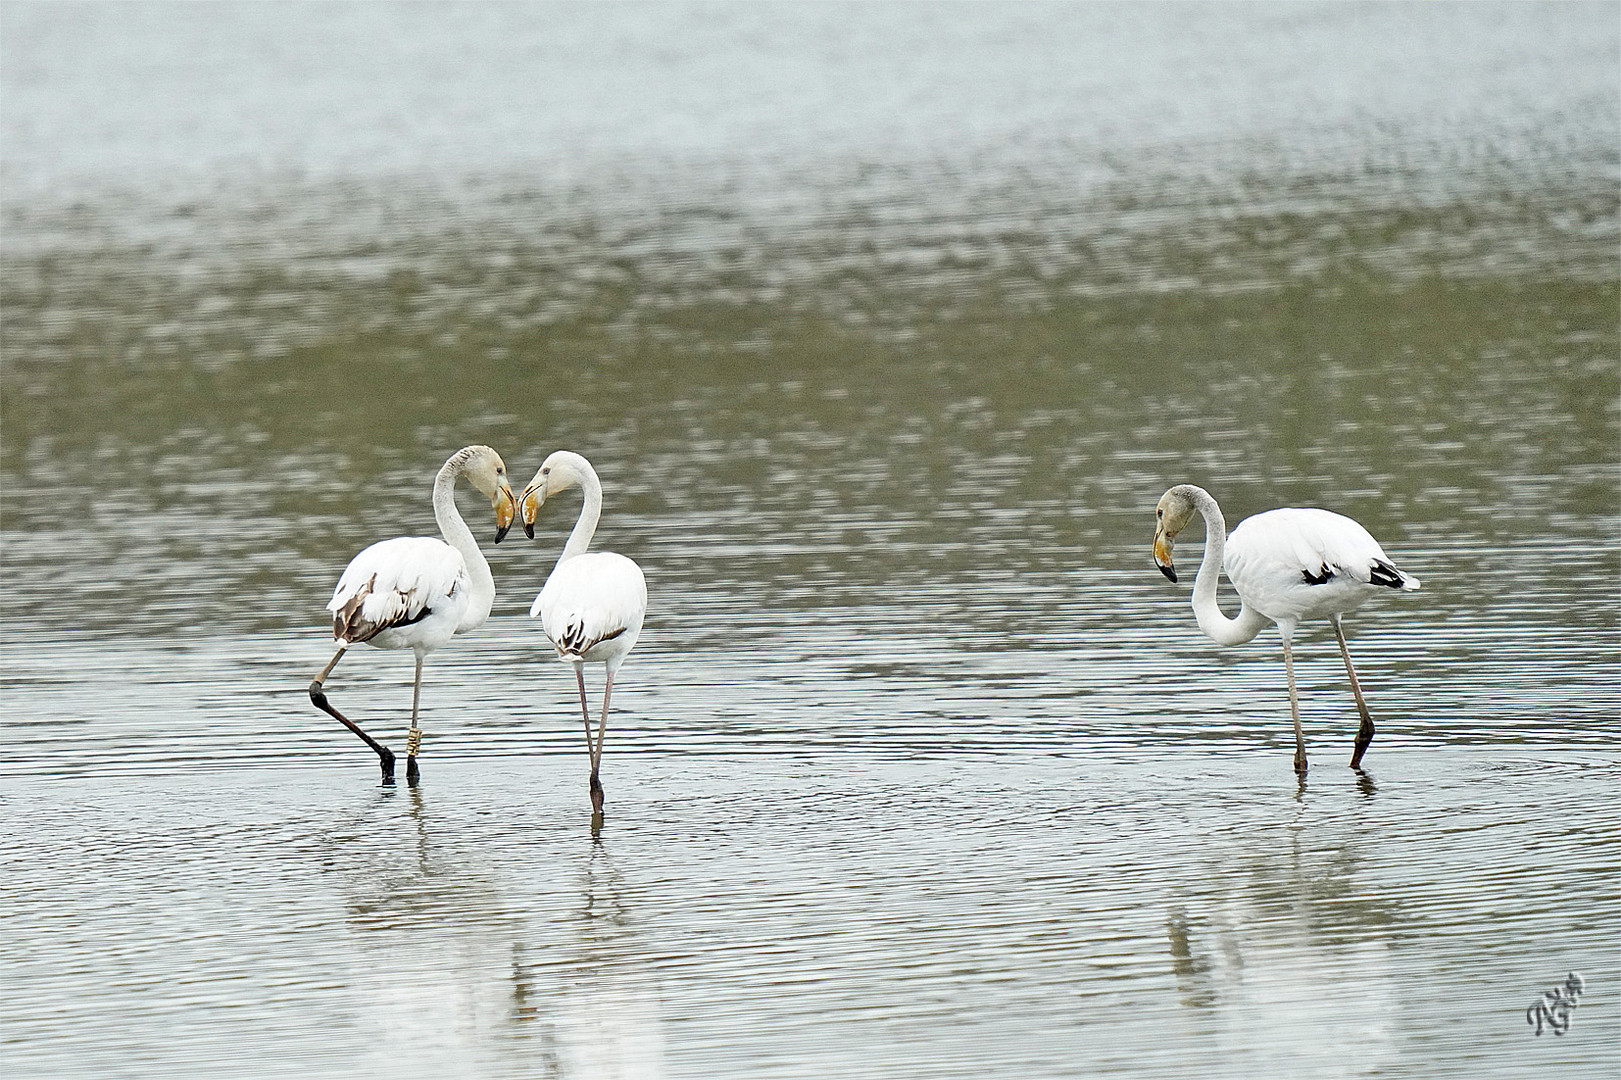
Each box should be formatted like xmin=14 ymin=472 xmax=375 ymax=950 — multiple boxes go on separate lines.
xmin=1281 ymin=636 xmax=1307 ymax=778
xmin=406 ymin=654 xmax=425 ymax=786
xmin=1333 ymin=617 xmax=1377 ymax=770
xmin=308 ymin=644 xmax=397 ymax=784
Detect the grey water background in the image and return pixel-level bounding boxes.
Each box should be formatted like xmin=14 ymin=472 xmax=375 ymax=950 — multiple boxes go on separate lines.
xmin=2 ymin=2 xmax=1618 ymax=1077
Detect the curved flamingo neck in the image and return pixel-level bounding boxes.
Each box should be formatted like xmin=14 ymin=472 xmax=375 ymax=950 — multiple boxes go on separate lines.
xmin=557 ymin=456 xmax=603 ymax=567
xmin=433 ymin=455 xmax=495 ymax=632
xmin=1183 ymin=485 xmax=1269 ymax=646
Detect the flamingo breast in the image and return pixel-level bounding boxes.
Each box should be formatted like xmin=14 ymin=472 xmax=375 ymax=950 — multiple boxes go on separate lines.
xmin=534 ymin=551 xmax=646 ymax=664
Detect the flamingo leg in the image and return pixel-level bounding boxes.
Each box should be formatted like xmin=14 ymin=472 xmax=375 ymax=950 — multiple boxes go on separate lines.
xmin=1333 ymin=617 xmax=1377 ymax=770
xmin=406 ymin=654 xmax=425 ymax=786
xmin=586 ymin=669 xmax=615 ymax=815
xmin=573 ymin=664 xmax=593 ymax=749
xmin=573 ymin=663 xmax=603 ymax=813
xmin=1281 ymin=637 xmax=1307 ymax=778
xmin=308 ymin=645 xmax=397 ymax=784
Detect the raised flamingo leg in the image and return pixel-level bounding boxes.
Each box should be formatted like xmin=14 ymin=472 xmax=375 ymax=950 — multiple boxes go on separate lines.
xmin=308 ymin=645 xmax=397 ymax=784
xmin=1333 ymin=617 xmax=1377 ymax=770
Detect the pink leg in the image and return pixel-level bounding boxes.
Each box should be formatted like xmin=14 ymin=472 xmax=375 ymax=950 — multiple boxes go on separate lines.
xmin=1282 ymin=637 xmax=1307 ymax=778
xmin=1334 ymin=617 xmax=1377 ymax=769
xmin=587 ymin=669 xmax=616 ymax=816
xmin=575 ymin=664 xmax=604 ymax=814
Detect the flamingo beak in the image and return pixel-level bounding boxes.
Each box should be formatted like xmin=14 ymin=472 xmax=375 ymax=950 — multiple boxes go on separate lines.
xmin=519 ymin=485 xmax=543 ymax=540
xmin=493 ymin=485 xmax=516 ymax=543
xmin=1153 ymin=529 xmax=1177 ymax=583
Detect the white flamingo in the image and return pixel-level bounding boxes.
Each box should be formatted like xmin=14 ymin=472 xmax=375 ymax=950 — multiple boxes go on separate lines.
xmin=309 ymin=445 xmax=516 ymax=785
xmin=1152 ymin=484 xmax=1421 ymax=776
xmin=520 ymin=451 xmax=647 ymax=816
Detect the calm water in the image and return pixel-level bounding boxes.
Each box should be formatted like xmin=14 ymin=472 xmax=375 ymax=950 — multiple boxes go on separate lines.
xmin=2 ymin=3 xmax=1618 ymax=1077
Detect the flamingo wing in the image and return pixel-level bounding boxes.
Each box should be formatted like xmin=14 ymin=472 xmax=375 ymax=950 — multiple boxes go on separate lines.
xmin=328 ymin=536 xmax=469 ymax=644
xmin=1229 ymin=508 xmax=1419 ymax=594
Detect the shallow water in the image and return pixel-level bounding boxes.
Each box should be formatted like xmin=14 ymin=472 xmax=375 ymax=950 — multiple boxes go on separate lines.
xmin=2 ymin=3 xmax=1619 ymax=1078
xmin=3 ymin=751 xmax=1614 ymax=1079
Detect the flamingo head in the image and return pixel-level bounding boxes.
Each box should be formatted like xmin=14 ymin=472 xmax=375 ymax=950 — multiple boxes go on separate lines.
xmin=1153 ymin=487 xmax=1198 ymax=583
xmin=458 ymin=445 xmax=516 ymax=543
xmin=519 ymin=450 xmax=587 ymax=540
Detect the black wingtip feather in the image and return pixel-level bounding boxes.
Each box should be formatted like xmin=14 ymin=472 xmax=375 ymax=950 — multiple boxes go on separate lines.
xmin=1368 ymin=559 xmax=1407 ymax=589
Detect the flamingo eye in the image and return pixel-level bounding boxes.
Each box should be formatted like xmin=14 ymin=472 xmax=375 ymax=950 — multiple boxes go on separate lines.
xmin=542 ymin=467 xmax=550 ymax=476
xmin=1157 ymin=509 xmax=1163 ymax=518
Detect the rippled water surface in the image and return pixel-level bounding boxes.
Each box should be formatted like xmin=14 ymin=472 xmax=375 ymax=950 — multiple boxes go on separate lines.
xmin=2 ymin=3 xmax=1618 ymax=1078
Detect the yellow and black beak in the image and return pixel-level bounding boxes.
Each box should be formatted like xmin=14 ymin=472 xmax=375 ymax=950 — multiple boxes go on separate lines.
xmin=493 ymin=484 xmax=516 ymax=543
xmin=519 ymin=484 xmax=544 ymax=540
xmin=1153 ymin=528 xmax=1177 ymax=583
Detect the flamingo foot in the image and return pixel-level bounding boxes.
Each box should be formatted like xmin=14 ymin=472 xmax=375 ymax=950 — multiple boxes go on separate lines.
xmin=589 ymin=772 xmax=605 ymax=815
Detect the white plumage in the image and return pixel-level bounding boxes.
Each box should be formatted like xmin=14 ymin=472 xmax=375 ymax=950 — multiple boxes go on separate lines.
xmin=1223 ymin=507 xmax=1418 ymax=629
xmin=520 ymin=450 xmax=647 ymax=817
xmin=531 ymin=551 xmax=647 ymax=665
xmin=1153 ymin=484 xmax=1420 ymax=777
xmin=327 ymin=536 xmax=471 ymax=652
xmin=309 ymin=445 xmax=516 ymax=785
